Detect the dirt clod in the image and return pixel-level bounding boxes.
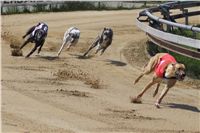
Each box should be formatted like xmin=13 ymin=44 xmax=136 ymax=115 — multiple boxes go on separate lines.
xmin=11 ymin=49 xmax=23 ymax=56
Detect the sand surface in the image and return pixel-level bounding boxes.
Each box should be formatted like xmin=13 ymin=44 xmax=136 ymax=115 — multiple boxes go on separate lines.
xmin=1 ymin=10 xmax=200 ymax=133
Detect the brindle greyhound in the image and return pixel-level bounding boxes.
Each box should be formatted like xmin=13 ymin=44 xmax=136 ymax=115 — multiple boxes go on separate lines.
xmin=20 ymin=23 xmax=48 ymax=58
xmin=83 ymin=27 xmax=113 ymax=57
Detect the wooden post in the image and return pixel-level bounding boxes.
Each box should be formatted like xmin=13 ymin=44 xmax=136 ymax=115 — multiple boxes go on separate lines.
xmin=1 ymin=6 xmax=3 ymax=14
xmin=98 ymin=2 xmax=100 ymax=9
xmin=181 ymin=8 xmax=189 ymax=25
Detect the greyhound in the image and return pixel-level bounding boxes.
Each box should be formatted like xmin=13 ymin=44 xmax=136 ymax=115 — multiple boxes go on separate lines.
xmin=57 ymin=27 xmax=80 ymax=56
xmin=20 ymin=22 xmax=48 ymax=58
xmin=83 ymin=27 xmax=113 ymax=57
xmin=131 ymin=53 xmax=186 ymax=108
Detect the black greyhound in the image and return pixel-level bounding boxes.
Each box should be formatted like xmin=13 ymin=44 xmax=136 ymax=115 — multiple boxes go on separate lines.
xmin=20 ymin=23 xmax=48 ymax=58
xmin=83 ymin=28 xmax=113 ymax=57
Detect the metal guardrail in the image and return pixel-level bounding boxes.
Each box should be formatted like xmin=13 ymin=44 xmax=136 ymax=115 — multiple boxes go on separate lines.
xmin=145 ymin=11 xmax=200 ymax=33
xmin=136 ymin=1 xmax=200 ymax=60
xmin=148 ymin=34 xmax=200 ymax=61
xmin=136 ymin=19 xmax=200 ymax=49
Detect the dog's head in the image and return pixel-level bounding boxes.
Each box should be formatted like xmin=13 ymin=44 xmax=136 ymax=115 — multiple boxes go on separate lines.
xmin=165 ymin=63 xmax=186 ymax=81
xmin=101 ymin=28 xmax=113 ymax=41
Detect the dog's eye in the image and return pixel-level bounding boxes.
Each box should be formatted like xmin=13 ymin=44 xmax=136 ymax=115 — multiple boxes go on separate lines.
xmin=178 ymin=68 xmax=181 ymax=71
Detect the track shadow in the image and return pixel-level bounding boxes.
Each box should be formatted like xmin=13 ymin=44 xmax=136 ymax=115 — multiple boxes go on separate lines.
xmin=69 ymin=53 xmax=94 ymax=60
xmin=37 ymin=55 xmax=59 ymax=61
xmin=166 ymin=103 xmax=200 ymax=113
xmin=105 ymin=59 xmax=127 ymax=66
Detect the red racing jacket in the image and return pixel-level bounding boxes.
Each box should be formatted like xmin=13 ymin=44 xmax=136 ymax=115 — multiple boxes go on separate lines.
xmin=155 ymin=53 xmax=177 ymax=78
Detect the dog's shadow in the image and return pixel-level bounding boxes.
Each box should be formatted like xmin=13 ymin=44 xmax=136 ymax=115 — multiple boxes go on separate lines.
xmin=165 ymin=103 xmax=200 ymax=113
xmin=105 ymin=59 xmax=127 ymax=67
xmin=69 ymin=53 xmax=95 ymax=60
xmin=37 ymin=55 xmax=59 ymax=61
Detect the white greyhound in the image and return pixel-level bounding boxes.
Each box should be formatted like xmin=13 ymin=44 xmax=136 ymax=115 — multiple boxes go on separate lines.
xmin=57 ymin=27 xmax=80 ymax=56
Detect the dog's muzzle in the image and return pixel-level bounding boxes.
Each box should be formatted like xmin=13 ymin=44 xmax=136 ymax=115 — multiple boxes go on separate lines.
xmin=175 ymin=71 xmax=186 ymax=81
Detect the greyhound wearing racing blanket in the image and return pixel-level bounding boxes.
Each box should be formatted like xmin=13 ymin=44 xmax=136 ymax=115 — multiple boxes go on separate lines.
xmin=131 ymin=53 xmax=186 ymax=108
xmin=20 ymin=22 xmax=48 ymax=58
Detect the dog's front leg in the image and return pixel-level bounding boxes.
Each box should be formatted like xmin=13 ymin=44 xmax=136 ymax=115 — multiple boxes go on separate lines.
xmin=100 ymin=48 xmax=106 ymax=55
xmin=153 ymin=83 xmax=160 ymax=97
xmin=95 ymin=46 xmax=101 ymax=55
xmin=66 ymin=37 xmax=75 ymax=50
xmin=100 ymin=43 xmax=111 ymax=55
xmin=155 ymin=79 xmax=176 ymax=108
xmin=37 ymin=39 xmax=45 ymax=54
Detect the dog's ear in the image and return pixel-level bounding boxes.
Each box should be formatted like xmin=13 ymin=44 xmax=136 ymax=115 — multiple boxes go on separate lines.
xmin=181 ymin=64 xmax=185 ymax=70
xmin=171 ymin=63 xmax=176 ymax=70
xmin=175 ymin=63 xmax=185 ymax=69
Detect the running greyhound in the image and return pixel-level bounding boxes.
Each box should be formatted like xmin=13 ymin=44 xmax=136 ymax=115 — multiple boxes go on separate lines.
xmin=131 ymin=53 xmax=186 ymax=108
xmin=57 ymin=27 xmax=80 ymax=56
xmin=83 ymin=27 xmax=113 ymax=57
xmin=20 ymin=22 xmax=48 ymax=58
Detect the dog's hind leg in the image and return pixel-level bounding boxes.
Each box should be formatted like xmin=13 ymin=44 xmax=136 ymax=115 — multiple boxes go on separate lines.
xmin=57 ymin=36 xmax=70 ymax=56
xmin=20 ymin=39 xmax=30 ymax=50
xmin=131 ymin=78 xmax=157 ymax=103
xmin=153 ymin=83 xmax=160 ymax=97
xmin=134 ymin=73 xmax=145 ymax=85
xmin=83 ymin=38 xmax=99 ymax=57
xmin=134 ymin=68 xmax=153 ymax=85
xmin=22 ymin=26 xmax=35 ymax=39
xmin=57 ymin=42 xmax=66 ymax=56
xmin=25 ymin=44 xmax=37 ymax=58
xmin=137 ymin=79 xmax=157 ymax=98
xmin=134 ymin=55 xmax=160 ymax=85
xmin=83 ymin=44 xmax=96 ymax=56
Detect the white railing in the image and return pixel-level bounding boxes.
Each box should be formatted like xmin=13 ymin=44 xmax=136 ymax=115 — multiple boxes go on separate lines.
xmin=136 ymin=1 xmax=200 ymax=60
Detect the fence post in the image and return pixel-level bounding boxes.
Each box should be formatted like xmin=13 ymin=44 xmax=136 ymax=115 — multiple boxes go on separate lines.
xmin=0 ymin=1 xmax=2 ymax=13
xmin=181 ymin=8 xmax=189 ymax=25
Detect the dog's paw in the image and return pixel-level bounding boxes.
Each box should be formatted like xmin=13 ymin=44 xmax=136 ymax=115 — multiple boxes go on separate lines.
xmin=155 ymin=103 xmax=160 ymax=108
xmin=22 ymin=35 xmax=26 ymax=39
xmin=130 ymin=96 xmax=142 ymax=104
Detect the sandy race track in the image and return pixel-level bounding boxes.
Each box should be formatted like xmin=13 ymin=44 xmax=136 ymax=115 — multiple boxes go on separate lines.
xmin=1 ymin=10 xmax=200 ymax=133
